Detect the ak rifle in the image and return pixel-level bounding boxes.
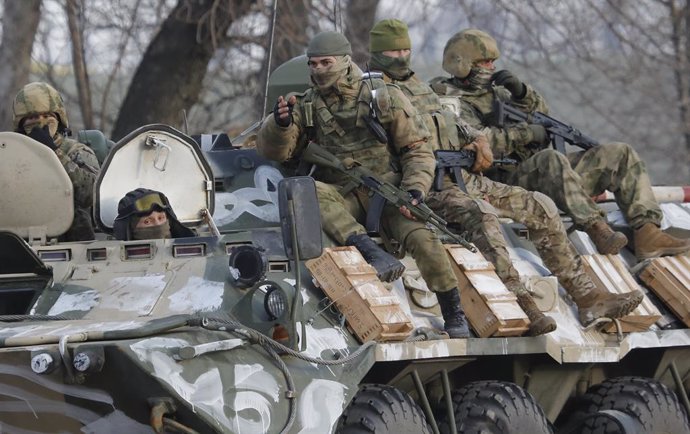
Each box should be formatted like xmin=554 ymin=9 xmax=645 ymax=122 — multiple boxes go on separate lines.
xmin=494 ymin=100 xmax=599 ymax=154
xmin=302 ymin=142 xmax=476 ymax=252
xmin=433 ymin=149 xmax=517 ymax=192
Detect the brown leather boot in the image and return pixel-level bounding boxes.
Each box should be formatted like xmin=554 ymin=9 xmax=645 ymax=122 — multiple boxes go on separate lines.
xmin=516 ymin=292 xmax=556 ymax=336
xmin=562 ymin=275 xmax=643 ymax=326
xmin=585 ymin=219 xmax=628 ymax=255
xmin=634 ymin=223 xmax=690 ymax=260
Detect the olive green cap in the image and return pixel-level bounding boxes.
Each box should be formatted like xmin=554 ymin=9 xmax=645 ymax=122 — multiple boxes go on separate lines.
xmin=369 ymin=19 xmax=411 ymax=52
xmin=306 ymin=31 xmax=352 ymax=57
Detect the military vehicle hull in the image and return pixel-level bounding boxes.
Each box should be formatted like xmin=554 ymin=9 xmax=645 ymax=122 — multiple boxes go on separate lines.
xmin=1 ymin=126 xmax=690 ymax=433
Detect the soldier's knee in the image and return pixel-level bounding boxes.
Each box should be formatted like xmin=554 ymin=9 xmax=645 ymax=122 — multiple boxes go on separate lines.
xmin=402 ymin=227 xmax=440 ymax=255
xmin=609 ymin=142 xmax=642 ymax=163
xmin=532 ymin=149 xmax=570 ymax=171
xmin=530 ymin=191 xmax=559 ymax=219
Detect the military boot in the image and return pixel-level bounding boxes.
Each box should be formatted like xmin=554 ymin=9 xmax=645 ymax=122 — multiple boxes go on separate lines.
xmin=516 ymin=292 xmax=557 ymax=336
xmin=585 ymin=219 xmax=628 ymax=255
xmin=562 ymin=274 xmax=643 ymax=326
xmin=634 ymin=223 xmax=690 ymax=260
xmin=436 ymin=288 xmax=470 ymax=338
xmin=346 ymin=234 xmax=405 ymax=282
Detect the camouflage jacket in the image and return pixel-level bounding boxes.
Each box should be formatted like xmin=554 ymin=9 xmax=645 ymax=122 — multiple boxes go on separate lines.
xmin=257 ymin=65 xmax=434 ymax=195
xmin=430 ymin=78 xmax=548 ymax=160
xmin=54 ymin=136 xmax=100 ymax=209
xmin=384 ymin=73 xmax=479 ymax=152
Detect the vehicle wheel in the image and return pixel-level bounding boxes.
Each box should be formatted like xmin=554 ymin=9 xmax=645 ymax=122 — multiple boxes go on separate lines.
xmin=437 ymin=380 xmax=551 ymax=434
xmin=569 ymin=376 xmax=690 ymax=434
xmin=335 ymin=384 xmax=431 ymax=434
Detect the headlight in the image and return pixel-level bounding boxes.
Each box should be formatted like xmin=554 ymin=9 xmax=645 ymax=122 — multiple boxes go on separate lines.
xmin=264 ymin=286 xmax=288 ymax=320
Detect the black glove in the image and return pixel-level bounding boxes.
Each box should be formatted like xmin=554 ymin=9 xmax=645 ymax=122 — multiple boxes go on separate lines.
xmin=492 ymin=70 xmax=526 ymax=98
xmin=28 ymin=125 xmax=58 ymax=150
xmin=408 ymin=189 xmax=424 ymax=203
xmin=273 ymin=98 xmax=293 ymax=128
xmin=527 ymin=124 xmax=549 ymax=146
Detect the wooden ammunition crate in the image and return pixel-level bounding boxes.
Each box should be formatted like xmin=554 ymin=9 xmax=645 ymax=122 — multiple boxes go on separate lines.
xmin=306 ymin=247 xmax=414 ymax=343
xmin=582 ymin=254 xmax=660 ymax=332
xmin=445 ymin=245 xmax=529 ymax=338
xmin=638 ymin=255 xmax=690 ymax=327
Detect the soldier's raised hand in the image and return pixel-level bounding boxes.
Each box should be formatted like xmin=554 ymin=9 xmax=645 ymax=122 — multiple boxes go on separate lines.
xmin=273 ymin=95 xmax=296 ymax=127
xmin=492 ymin=70 xmax=526 ymax=98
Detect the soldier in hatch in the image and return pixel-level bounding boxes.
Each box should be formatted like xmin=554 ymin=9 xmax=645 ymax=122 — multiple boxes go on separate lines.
xmin=368 ymin=19 xmax=643 ymax=330
xmin=257 ymin=31 xmax=470 ymax=338
xmin=113 ymin=188 xmax=195 ymax=241
xmin=13 ymin=82 xmax=100 ymax=241
xmin=430 ymin=29 xmax=690 ymax=261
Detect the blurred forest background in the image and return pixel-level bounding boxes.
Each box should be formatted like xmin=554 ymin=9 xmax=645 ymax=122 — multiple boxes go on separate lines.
xmin=0 ymin=0 xmax=689 ymax=184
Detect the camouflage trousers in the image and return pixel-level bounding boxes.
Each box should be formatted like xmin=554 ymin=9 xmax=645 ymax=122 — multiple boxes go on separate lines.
xmin=493 ymin=144 xmax=662 ymax=230
xmin=426 ymin=171 xmax=589 ymax=290
xmin=315 ymin=181 xmax=458 ymax=292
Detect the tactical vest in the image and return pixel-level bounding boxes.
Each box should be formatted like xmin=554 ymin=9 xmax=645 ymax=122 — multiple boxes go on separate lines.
xmin=298 ymin=78 xmax=395 ymax=186
xmin=394 ymin=77 xmax=461 ymax=151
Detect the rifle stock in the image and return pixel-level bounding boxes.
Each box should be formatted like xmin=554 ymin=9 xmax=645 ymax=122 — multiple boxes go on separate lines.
xmin=301 ymin=142 xmax=476 ymax=251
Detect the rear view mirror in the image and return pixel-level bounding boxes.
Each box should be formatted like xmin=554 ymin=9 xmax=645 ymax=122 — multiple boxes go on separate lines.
xmin=278 ymin=177 xmax=322 ymax=260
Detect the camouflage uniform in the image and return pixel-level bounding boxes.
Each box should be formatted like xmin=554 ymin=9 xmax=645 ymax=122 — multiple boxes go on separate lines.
xmin=13 ymin=82 xmax=100 ymax=241
xmin=431 ymin=79 xmax=663 ymax=231
xmin=372 ymin=24 xmax=643 ymax=327
xmin=257 ymin=40 xmax=457 ymax=293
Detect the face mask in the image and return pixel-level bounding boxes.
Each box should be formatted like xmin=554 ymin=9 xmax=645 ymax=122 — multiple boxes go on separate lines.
xmin=132 ymin=221 xmax=171 ymax=240
xmin=464 ymin=66 xmax=494 ymax=91
xmin=310 ymin=55 xmax=351 ymax=92
xmin=23 ymin=116 xmax=58 ymax=138
xmin=370 ymin=52 xmax=412 ymax=80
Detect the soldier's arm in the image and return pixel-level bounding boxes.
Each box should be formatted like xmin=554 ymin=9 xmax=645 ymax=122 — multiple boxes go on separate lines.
xmin=449 ymin=99 xmax=531 ymax=158
xmin=497 ymin=84 xmax=549 ymax=114
xmin=61 ymin=145 xmax=100 ymax=209
xmin=257 ymin=95 xmax=307 ymax=162
xmin=387 ymin=88 xmax=435 ymax=195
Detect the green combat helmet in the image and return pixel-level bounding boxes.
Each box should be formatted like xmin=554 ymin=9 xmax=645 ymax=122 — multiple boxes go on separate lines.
xmin=12 ymin=82 xmax=69 ymax=132
xmin=442 ymin=29 xmax=500 ymax=79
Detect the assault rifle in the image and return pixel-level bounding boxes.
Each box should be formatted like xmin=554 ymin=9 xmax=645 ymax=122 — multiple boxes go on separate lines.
xmin=494 ymin=100 xmax=599 ymax=154
xmin=433 ymin=149 xmax=518 ymax=192
xmin=302 ymin=142 xmax=476 ymax=251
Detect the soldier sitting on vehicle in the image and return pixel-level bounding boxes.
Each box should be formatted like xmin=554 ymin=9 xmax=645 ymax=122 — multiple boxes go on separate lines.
xmin=113 ymin=188 xmax=195 ymax=241
xmin=430 ymin=29 xmax=690 ymax=260
xmin=257 ymin=31 xmax=471 ymax=338
xmin=13 ymin=82 xmax=100 ymax=241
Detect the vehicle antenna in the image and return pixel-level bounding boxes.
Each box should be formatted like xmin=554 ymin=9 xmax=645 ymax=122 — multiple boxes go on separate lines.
xmin=261 ymin=0 xmax=279 ymax=117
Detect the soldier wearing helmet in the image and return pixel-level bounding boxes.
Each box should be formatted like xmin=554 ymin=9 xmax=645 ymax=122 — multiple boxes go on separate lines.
xmin=113 ymin=188 xmax=194 ymax=241
xmin=257 ymin=31 xmax=470 ymax=338
xmin=431 ymin=29 xmax=690 ymax=261
xmin=13 ymin=82 xmax=100 ymax=241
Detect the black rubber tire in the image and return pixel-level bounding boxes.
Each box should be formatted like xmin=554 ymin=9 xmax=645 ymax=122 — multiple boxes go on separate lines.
xmin=336 ymin=384 xmax=431 ymax=433
xmin=438 ymin=380 xmax=552 ymax=434
xmin=570 ymin=376 xmax=690 ymax=434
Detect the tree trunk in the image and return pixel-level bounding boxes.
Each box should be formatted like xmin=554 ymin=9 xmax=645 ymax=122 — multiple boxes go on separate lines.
xmin=344 ymin=0 xmax=379 ymax=69
xmin=66 ymin=0 xmax=94 ymax=130
xmin=0 ymin=0 xmax=42 ymax=131
xmin=112 ymin=0 xmax=255 ymax=140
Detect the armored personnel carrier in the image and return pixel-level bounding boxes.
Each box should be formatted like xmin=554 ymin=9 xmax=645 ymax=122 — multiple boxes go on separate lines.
xmin=1 ymin=92 xmax=690 ymax=433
